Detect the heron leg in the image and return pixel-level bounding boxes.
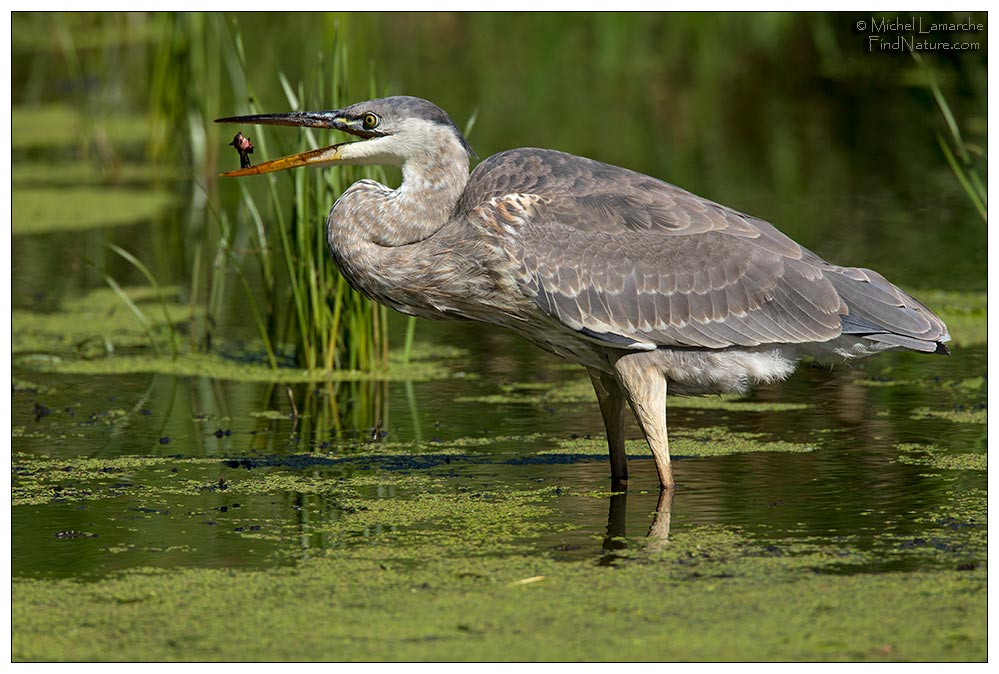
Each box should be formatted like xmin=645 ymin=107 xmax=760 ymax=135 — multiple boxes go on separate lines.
xmin=587 ymin=368 xmax=629 ymax=489
xmin=612 ymin=354 xmax=674 ymax=490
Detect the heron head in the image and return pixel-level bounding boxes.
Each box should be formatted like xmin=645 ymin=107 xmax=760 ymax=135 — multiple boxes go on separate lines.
xmin=215 ymin=96 xmax=474 ymax=177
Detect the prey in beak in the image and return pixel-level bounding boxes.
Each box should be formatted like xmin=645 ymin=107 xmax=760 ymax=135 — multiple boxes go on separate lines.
xmin=214 ymin=110 xmax=382 ymax=177
xmin=228 ymin=132 xmax=254 ymax=169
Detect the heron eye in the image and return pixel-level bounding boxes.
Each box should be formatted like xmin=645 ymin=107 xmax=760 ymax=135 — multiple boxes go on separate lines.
xmin=362 ymin=113 xmax=379 ymax=130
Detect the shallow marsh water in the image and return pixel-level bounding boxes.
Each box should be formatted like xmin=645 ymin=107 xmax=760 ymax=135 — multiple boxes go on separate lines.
xmin=11 ymin=12 xmax=987 ymax=662
xmin=12 ymin=314 xmax=988 ymax=660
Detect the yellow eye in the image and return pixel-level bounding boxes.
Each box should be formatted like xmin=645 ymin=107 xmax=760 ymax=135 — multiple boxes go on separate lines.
xmin=362 ymin=113 xmax=378 ymax=130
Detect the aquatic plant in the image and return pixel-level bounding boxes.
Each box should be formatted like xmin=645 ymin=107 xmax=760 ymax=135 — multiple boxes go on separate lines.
xmin=147 ymin=13 xmax=396 ymax=372
xmin=913 ymin=51 xmax=987 ymax=223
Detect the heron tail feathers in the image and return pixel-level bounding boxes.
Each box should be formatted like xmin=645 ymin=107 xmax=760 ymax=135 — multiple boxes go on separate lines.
xmin=829 ymin=267 xmax=951 ymax=355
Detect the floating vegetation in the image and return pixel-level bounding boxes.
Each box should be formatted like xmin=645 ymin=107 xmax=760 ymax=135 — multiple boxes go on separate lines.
xmin=10 ymin=11 xmax=987 ymax=664
xmin=458 ymin=378 xmax=808 ymax=412
xmin=911 ymin=406 xmax=987 ymax=425
xmin=265 ymin=425 xmax=814 ymax=465
xmin=11 ymin=453 xmax=220 ymax=507
xmin=11 ymin=521 xmax=986 ymax=662
xmin=669 ymin=397 xmax=809 ymax=412
xmin=12 ymin=162 xmax=182 ymax=186
xmin=307 ymin=482 xmax=568 ymax=553
xmin=16 ymin=350 xmax=460 ymax=383
xmin=855 ymin=374 xmax=986 ymax=394
xmin=12 ymin=378 xmax=56 ymax=395
xmin=11 ymin=104 xmax=150 ymax=150
xmin=545 ymin=427 xmax=813 ymax=458
xmin=894 ymin=444 xmax=987 ymax=472
xmin=13 ymin=285 xmax=465 ymax=382
xmin=896 ymin=485 xmax=988 ymax=568
xmin=671 ymin=427 xmax=815 ymax=455
xmin=13 ymin=286 xmax=188 ymax=356
xmin=455 ymin=379 xmax=595 ymax=405
xmin=10 ymin=409 xmax=986 ymax=662
xmin=952 ymin=376 xmax=987 ymax=391
xmin=918 ymin=487 xmax=988 ymax=533
xmin=12 ymin=187 xmax=175 ymax=235
xmin=917 ymin=290 xmax=987 ymax=347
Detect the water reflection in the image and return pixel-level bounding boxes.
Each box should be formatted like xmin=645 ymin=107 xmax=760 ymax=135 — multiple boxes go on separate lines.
xmin=280 ymin=378 xmax=391 ymax=443
xmin=601 ymin=488 xmax=674 ymax=564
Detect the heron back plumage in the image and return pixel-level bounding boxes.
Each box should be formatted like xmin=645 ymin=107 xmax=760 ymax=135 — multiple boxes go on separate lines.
xmin=457 ymin=148 xmax=950 ymax=358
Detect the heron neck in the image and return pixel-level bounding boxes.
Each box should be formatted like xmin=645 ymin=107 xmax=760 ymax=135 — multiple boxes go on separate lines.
xmin=326 ymin=144 xmax=478 ymax=320
xmin=374 ymin=150 xmax=468 ymax=246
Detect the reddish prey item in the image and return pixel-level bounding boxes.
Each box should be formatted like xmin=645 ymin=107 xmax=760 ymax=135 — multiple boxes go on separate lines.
xmin=229 ymin=132 xmax=254 ymax=169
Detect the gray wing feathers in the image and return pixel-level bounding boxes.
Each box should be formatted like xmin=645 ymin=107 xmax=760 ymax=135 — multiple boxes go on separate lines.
xmin=461 ymin=148 xmax=950 ymax=353
xmin=520 ymin=226 xmax=844 ymax=349
xmin=828 ymin=267 xmax=950 ymax=351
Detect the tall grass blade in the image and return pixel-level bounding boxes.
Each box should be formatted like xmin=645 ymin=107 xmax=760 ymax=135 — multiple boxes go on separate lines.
xmin=913 ymin=51 xmax=987 ymax=223
xmin=937 ymin=133 xmax=988 ymax=223
xmin=102 ymin=274 xmax=161 ymax=357
xmin=107 ymin=243 xmax=180 ymax=357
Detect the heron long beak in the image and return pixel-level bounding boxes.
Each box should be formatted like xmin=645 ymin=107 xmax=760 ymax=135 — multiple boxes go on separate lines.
xmin=214 ymin=110 xmax=355 ymax=177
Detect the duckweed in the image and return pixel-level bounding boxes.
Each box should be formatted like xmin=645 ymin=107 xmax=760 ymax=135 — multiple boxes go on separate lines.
xmin=458 ymin=379 xmax=808 ymax=412
xmin=14 ymin=287 xmax=467 ymax=383
xmin=13 ymin=187 xmax=175 ymax=235
xmin=10 ymin=285 xmax=987 ymax=661
xmin=11 ymin=453 xmax=222 ymax=506
xmin=12 ymin=162 xmax=182 ymax=186
xmin=894 ymin=444 xmax=987 ymax=472
xmin=11 ymin=417 xmax=987 ymax=662
xmin=18 ymin=351 xmax=461 ymax=383
xmin=13 ymin=286 xmax=188 ymax=356
xmin=546 ymin=427 xmax=813 ymax=458
xmin=917 ymin=290 xmax=987 ymax=347
xmin=12 ymin=531 xmax=986 ymax=661
xmin=12 ymin=104 xmax=150 ymax=150
xmin=911 ymin=406 xmax=987 ymax=425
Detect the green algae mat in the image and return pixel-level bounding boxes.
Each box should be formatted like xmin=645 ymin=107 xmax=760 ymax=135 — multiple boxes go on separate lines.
xmin=10 ymin=439 xmax=987 ymax=661
xmin=13 ymin=533 xmax=985 ymax=661
xmin=11 ymin=363 xmax=988 ymax=661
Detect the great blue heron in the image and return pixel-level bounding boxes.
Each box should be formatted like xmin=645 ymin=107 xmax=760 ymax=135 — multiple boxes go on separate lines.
xmin=217 ymin=96 xmax=950 ymax=491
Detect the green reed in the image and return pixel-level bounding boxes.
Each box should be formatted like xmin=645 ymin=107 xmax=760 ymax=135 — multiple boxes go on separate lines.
xmin=148 ymin=13 xmax=395 ymax=372
xmin=234 ymin=30 xmax=390 ymax=372
xmin=912 ymin=51 xmax=987 ymax=224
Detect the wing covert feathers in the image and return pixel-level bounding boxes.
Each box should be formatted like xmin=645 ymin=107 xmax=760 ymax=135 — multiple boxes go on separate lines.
xmin=459 ymin=148 xmax=950 ymax=353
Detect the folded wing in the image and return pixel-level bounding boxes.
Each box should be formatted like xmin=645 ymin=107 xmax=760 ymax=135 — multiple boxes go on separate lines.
xmin=459 ymin=148 xmax=949 ymax=353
